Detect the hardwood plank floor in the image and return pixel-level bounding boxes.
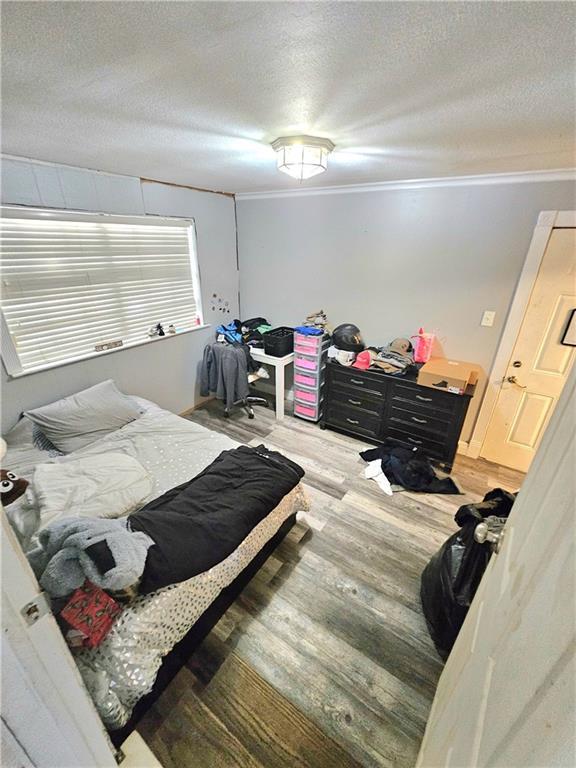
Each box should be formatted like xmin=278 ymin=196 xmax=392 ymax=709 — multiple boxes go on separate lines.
xmin=139 ymin=400 xmax=524 ymax=767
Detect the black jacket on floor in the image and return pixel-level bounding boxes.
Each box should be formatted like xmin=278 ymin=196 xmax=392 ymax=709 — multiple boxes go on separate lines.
xmin=129 ymin=445 xmax=304 ymax=593
xmin=360 ymin=441 xmax=460 ymax=494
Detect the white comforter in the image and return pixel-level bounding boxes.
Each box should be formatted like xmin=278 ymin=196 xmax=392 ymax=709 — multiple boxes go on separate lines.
xmin=31 ymin=453 xmax=153 ymax=527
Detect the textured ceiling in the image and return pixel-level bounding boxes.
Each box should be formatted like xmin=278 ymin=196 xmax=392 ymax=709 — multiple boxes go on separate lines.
xmin=1 ymin=2 xmax=575 ymax=193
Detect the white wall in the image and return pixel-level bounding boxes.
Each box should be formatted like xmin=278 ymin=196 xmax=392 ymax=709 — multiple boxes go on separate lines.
xmin=236 ymin=179 xmax=576 ymax=441
xmin=1 ymin=158 xmax=239 ymax=431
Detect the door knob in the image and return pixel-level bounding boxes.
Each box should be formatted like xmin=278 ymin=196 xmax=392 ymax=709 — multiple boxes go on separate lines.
xmin=506 ymin=375 xmax=527 ymax=388
xmin=475 ymin=517 xmax=506 ymax=553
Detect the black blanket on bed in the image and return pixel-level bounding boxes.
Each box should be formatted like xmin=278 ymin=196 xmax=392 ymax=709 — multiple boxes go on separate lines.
xmin=128 ymin=444 xmax=304 ymax=594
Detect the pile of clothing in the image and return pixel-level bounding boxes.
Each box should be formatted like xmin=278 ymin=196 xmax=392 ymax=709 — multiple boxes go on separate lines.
xmin=240 ymin=317 xmax=274 ymax=347
xmin=360 ymin=440 xmax=461 ymax=494
xmin=215 ymin=317 xmax=274 ymax=348
xmin=28 ymin=517 xmax=153 ymax=600
xmin=353 ymin=338 xmax=414 ymax=375
xmin=302 ymin=309 xmax=331 ymax=333
xmin=327 ymin=321 xmax=415 ymax=376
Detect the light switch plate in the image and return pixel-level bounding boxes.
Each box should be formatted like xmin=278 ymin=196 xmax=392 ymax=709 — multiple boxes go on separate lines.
xmin=481 ymin=310 xmax=496 ymax=327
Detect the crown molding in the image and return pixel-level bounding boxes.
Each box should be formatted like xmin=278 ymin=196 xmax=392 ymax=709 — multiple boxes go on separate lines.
xmin=235 ymin=168 xmax=576 ymax=200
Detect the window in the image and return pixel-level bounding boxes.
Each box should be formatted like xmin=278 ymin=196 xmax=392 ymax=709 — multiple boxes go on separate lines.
xmin=0 ymin=207 xmax=203 ymax=376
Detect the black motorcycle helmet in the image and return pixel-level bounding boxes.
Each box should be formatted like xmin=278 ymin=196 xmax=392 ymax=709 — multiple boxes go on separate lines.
xmin=332 ymin=323 xmax=365 ymax=352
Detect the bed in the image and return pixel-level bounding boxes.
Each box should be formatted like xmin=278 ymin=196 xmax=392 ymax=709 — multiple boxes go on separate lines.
xmin=3 ymin=391 xmax=308 ymax=738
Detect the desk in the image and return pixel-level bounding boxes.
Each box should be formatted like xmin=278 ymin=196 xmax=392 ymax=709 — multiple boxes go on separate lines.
xmin=250 ymin=348 xmax=294 ymax=421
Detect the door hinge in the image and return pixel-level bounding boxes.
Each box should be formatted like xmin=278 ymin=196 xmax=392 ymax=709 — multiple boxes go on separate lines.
xmin=21 ymin=592 xmax=51 ymax=626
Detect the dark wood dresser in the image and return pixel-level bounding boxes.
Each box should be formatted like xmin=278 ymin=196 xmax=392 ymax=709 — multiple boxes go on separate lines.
xmin=320 ymin=361 xmax=474 ymax=471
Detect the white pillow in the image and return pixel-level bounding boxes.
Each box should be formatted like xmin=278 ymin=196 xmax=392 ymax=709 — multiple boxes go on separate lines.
xmin=25 ymin=380 xmax=142 ymax=453
xmin=30 ymin=453 xmax=153 ymax=529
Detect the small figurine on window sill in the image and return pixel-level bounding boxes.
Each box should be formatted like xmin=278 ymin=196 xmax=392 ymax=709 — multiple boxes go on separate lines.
xmin=148 ymin=323 xmax=165 ymax=338
xmin=167 ymin=324 xmax=176 ymax=334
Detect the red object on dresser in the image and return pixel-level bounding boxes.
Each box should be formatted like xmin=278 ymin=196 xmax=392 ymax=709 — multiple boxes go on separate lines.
xmin=60 ymin=580 xmax=122 ymax=648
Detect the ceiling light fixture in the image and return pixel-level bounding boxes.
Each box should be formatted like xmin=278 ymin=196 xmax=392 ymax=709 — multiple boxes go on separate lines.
xmin=271 ymin=135 xmax=335 ymax=181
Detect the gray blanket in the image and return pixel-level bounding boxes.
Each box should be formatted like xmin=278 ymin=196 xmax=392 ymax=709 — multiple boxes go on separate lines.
xmin=28 ymin=517 xmax=154 ymax=598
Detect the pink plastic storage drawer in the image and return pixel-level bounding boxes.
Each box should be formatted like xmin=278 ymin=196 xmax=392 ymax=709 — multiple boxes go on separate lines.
xmin=294 ymin=387 xmax=318 ymax=404
xmin=294 ymin=402 xmax=320 ymax=421
xmin=294 ymin=371 xmax=319 ymax=388
xmin=294 ymin=333 xmax=321 ymax=351
xmin=294 ymin=354 xmax=318 ymax=370
xmin=294 ymin=342 xmax=320 ymax=355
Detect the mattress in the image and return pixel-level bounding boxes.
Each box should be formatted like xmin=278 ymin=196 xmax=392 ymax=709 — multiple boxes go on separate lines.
xmin=3 ymin=400 xmax=309 ymax=729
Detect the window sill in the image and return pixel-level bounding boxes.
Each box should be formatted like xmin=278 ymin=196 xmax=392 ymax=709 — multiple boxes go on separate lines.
xmin=6 ymin=324 xmax=212 ymax=379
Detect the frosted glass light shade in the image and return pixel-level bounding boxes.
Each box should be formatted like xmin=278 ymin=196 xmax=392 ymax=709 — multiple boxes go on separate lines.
xmin=271 ymin=136 xmax=335 ymax=181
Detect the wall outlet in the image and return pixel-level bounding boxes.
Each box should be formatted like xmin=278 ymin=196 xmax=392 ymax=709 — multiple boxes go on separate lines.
xmin=481 ymin=310 xmax=496 ymax=327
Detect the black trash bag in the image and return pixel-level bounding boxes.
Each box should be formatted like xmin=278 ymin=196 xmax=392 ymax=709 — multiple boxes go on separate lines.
xmin=420 ymin=488 xmax=516 ymax=659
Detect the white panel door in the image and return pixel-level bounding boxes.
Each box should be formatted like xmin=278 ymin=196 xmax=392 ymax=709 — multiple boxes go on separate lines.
xmin=1 ymin=508 xmax=117 ymax=767
xmin=482 ymin=228 xmax=576 ymax=471
xmin=417 ymin=365 xmax=576 ymax=767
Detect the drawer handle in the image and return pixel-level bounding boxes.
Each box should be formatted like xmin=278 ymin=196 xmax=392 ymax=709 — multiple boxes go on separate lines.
xmin=412 ymin=416 xmax=428 ymax=424
xmin=348 ymin=399 xmax=361 ymax=406
xmin=350 ymin=378 xmax=364 ymax=386
xmin=416 ymin=395 xmax=432 ymax=402
xmin=346 ymin=418 xmax=360 ymax=425
xmin=408 ymin=437 xmax=423 ymax=445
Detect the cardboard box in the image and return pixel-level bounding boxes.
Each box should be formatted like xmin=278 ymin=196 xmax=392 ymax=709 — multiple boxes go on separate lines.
xmin=417 ymin=358 xmax=479 ymax=395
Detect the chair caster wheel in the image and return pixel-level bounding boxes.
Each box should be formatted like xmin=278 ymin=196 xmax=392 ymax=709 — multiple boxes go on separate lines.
xmin=248 ymin=413 xmax=255 ymax=419
xmin=224 ymin=412 xmax=230 ymax=418
xmin=319 ymin=423 xmax=327 ymax=430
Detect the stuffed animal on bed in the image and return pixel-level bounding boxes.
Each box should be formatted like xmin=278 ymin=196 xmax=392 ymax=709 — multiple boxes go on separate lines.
xmin=0 ymin=469 xmax=29 ymax=506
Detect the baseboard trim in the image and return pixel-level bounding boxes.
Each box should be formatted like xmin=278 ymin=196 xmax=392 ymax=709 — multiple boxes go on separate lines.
xmin=467 ymin=439 xmax=483 ymax=459
xmin=457 ymin=440 xmax=469 ymax=456
xmin=179 ymin=396 xmax=214 ymax=417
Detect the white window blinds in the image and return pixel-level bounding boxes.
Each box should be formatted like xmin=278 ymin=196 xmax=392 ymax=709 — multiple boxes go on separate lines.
xmin=0 ymin=207 xmax=203 ymax=375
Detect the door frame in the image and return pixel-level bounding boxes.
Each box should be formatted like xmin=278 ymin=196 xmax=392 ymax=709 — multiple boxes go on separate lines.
xmin=466 ymin=210 xmax=576 ymax=459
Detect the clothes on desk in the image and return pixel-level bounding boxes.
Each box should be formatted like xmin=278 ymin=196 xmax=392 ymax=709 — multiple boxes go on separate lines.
xmin=200 ymin=342 xmax=251 ymax=409
xmin=216 ymin=320 xmax=243 ymax=344
xmin=359 ymin=441 xmax=460 ymax=494
xmin=242 ymin=317 xmax=272 ymax=347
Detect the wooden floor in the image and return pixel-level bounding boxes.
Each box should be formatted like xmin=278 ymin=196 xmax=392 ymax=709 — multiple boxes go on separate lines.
xmin=139 ymin=400 xmax=524 ymax=768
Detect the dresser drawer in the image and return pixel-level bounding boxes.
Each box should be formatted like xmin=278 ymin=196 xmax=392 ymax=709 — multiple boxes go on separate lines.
xmin=325 ymin=404 xmax=381 ymax=438
xmin=331 ymin=386 xmax=382 ymax=415
xmin=391 ymin=399 xmax=452 ymax=427
xmin=385 ymin=426 xmax=447 ymax=459
xmin=390 ymin=380 xmax=457 ymax=415
xmin=389 ymin=407 xmax=451 ymax=439
xmin=329 ymin=367 xmax=387 ymax=398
